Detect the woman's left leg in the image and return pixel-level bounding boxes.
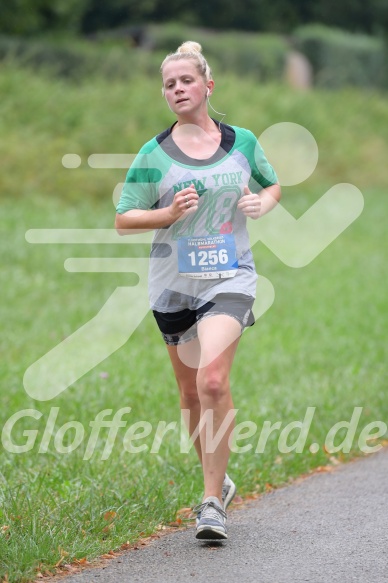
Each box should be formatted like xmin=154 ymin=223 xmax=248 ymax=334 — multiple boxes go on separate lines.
xmin=194 ymin=314 xmax=242 ymax=503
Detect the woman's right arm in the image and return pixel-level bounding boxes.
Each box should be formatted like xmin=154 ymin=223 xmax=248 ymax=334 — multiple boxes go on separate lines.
xmin=115 ymin=184 xmax=199 ymax=235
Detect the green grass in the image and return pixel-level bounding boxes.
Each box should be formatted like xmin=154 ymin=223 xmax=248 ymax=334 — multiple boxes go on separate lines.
xmin=0 ymin=65 xmax=388 ymax=581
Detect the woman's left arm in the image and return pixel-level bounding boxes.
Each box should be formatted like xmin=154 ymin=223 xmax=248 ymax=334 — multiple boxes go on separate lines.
xmin=237 ymin=183 xmax=281 ymax=220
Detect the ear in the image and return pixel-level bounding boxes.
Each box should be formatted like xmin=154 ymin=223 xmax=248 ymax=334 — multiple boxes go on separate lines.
xmin=206 ymin=80 xmax=214 ymax=98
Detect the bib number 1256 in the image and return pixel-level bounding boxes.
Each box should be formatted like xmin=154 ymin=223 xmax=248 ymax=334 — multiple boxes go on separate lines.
xmin=188 ymin=248 xmax=229 ymax=267
xmin=178 ymin=234 xmax=238 ymax=279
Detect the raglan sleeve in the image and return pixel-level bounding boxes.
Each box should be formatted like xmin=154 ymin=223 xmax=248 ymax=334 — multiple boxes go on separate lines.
xmin=246 ymin=130 xmax=278 ymax=191
xmin=116 ymin=142 xmax=162 ymax=214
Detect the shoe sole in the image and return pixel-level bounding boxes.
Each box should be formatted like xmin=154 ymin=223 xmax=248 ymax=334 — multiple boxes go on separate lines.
xmin=196 ymin=527 xmax=228 ymax=540
xmin=223 ymin=481 xmax=237 ymax=510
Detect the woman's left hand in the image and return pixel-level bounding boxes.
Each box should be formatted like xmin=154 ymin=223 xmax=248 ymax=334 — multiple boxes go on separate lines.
xmin=237 ymin=186 xmax=261 ymax=219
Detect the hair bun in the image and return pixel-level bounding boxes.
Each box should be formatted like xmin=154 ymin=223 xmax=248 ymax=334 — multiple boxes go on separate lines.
xmin=177 ymin=41 xmax=202 ymax=54
xmin=160 ymin=40 xmax=212 ymax=83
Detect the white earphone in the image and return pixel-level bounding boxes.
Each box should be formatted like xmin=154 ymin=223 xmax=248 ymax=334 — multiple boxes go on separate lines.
xmin=206 ymin=88 xmax=210 ymax=98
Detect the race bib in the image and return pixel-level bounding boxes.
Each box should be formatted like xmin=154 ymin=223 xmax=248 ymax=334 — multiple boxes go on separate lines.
xmin=178 ymin=234 xmax=238 ymax=279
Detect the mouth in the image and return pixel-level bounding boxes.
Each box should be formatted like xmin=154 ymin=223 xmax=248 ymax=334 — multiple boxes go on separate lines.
xmin=176 ymin=98 xmax=189 ymax=104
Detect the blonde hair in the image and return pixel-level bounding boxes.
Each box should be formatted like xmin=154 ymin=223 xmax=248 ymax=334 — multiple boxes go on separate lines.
xmin=160 ymin=41 xmax=213 ymax=87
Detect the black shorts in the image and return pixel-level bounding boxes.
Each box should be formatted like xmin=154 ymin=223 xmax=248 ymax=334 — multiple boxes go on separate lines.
xmin=153 ymin=293 xmax=255 ymax=346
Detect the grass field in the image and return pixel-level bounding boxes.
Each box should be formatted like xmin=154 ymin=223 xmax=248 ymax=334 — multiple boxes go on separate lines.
xmin=1 ymin=64 xmax=388 ymax=581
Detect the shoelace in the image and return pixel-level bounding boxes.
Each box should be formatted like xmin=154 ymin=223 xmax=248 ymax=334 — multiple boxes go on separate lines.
xmin=193 ymin=500 xmax=227 ymax=521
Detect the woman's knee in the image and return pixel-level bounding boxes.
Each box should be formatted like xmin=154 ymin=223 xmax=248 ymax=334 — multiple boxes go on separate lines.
xmin=196 ymin=368 xmax=229 ymax=402
xmin=177 ymin=379 xmax=200 ymax=406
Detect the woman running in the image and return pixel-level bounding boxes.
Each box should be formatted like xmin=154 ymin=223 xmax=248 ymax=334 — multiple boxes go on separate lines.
xmin=115 ymin=41 xmax=281 ymax=540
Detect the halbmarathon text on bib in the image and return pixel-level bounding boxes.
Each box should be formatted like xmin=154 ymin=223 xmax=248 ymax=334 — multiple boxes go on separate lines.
xmin=178 ymin=234 xmax=238 ymax=279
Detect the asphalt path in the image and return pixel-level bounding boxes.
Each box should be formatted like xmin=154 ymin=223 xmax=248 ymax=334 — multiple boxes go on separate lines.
xmin=63 ymin=447 xmax=388 ymax=583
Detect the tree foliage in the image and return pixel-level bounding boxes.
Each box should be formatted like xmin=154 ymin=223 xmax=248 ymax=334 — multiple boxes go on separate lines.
xmin=0 ymin=0 xmax=387 ymax=36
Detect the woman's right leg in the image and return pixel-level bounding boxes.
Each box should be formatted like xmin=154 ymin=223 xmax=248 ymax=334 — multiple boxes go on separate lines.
xmin=166 ymin=341 xmax=202 ymax=463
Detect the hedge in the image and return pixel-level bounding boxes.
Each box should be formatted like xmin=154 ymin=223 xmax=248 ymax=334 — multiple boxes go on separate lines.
xmin=293 ymin=24 xmax=386 ymax=89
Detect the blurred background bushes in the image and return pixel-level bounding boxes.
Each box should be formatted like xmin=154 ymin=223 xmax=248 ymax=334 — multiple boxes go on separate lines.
xmin=293 ymin=25 xmax=386 ymax=89
xmin=0 ymin=23 xmax=386 ymax=89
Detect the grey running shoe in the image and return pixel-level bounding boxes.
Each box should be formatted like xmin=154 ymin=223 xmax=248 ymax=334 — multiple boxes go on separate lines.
xmin=196 ymin=474 xmax=236 ymax=526
xmin=222 ymin=473 xmax=236 ymax=510
xmin=194 ymin=496 xmax=227 ymax=540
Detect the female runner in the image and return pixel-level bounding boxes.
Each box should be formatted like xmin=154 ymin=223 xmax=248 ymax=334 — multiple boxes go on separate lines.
xmin=115 ymin=41 xmax=281 ymax=540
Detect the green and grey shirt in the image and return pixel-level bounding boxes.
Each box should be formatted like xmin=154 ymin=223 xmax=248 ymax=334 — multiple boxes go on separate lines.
xmin=116 ymin=121 xmax=278 ymax=312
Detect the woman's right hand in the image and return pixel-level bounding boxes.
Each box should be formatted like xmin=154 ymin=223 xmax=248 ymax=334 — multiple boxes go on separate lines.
xmin=168 ymin=184 xmax=199 ymax=222
xmin=115 ymin=184 xmax=200 ymax=234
